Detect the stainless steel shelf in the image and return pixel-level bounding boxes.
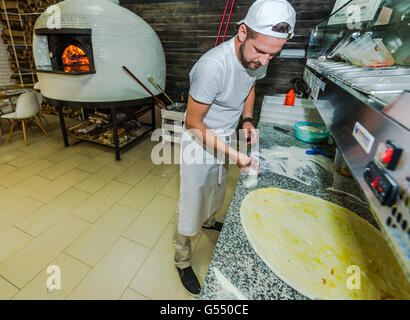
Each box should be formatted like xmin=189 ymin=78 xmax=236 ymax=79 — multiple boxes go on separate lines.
xmin=305 ymin=61 xmax=410 ymax=280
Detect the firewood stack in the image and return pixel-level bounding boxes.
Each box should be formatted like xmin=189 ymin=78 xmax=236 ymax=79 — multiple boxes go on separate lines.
xmin=1 ymin=0 xmax=82 ymax=120
xmin=66 ymin=111 xmax=149 ymax=147
xmin=19 ymin=0 xmax=60 ymax=13
xmin=1 ymin=0 xmax=62 ymax=87
xmin=42 ymin=103 xmax=83 ymax=121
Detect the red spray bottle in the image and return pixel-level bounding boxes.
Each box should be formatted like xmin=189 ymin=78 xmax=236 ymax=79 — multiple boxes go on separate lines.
xmin=284 ymin=83 xmax=296 ymax=106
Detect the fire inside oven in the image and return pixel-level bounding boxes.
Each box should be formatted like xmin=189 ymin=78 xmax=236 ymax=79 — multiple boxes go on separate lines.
xmin=35 ymin=28 xmax=95 ymax=75
xmin=62 ymin=45 xmax=90 ymax=73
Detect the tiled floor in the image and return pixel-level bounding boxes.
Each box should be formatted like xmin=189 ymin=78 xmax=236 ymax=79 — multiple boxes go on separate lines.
xmin=0 ymin=115 xmax=240 ymax=300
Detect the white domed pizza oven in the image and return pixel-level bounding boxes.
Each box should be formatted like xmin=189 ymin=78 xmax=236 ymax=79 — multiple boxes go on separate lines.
xmin=33 ymin=0 xmax=166 ymax=106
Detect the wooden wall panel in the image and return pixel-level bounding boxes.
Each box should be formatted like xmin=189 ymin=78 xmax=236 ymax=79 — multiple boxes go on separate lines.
xmin=123 ymin=0 xmax=335 ymax=120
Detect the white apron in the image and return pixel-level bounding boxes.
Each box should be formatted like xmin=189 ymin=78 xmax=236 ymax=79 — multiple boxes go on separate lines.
xmin=177 ymin=126 xmax=234 ymax=236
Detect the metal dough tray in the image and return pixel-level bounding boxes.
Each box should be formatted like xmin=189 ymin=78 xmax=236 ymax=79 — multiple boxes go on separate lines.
xmin=323 ymin=65 xmax=362 ymax=72
xmin=356 ymin=82 xmax=410 ymax=94
xmin=347 ymin=75 xmax=410 ymax=85
xmin=312 ymin=62 xmax=346 ymax=67
xmin=371 ymin=93 xmax=402 ymax=105
xmin=340 ymin=68 xmax=410 ymax=78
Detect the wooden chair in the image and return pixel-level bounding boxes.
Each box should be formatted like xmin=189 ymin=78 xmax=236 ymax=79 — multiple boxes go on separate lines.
xmin=1 ymin=91 xmax=48 ymax=146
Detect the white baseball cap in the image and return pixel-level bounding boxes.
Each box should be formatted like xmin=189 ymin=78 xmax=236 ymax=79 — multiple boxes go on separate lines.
xmin=237 ymin=0 xmax=296 ymax=40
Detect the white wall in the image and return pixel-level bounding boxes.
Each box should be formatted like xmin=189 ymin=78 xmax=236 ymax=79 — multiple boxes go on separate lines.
xmin=0 ymin=25 xmax=14 ymax=87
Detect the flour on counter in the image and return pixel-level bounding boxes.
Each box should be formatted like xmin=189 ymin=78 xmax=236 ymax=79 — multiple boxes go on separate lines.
xmin=213 ymin=267 xmax=248 ymax=300
xmin=259 ymin=145 xmax=332 ymax=186
xmin=243 ymin=174 xmax=258 ymax=188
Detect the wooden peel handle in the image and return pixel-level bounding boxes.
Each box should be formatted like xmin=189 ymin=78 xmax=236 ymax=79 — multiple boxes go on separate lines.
xmin=122 ymin=66 xmax=167 ymax=109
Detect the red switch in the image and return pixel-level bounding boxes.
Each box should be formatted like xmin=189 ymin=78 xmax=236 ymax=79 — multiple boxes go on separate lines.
xmin=382 ymin=148 xmax=394 ymax=164
xmin=372 ymin=177 xmax=380 ymax=188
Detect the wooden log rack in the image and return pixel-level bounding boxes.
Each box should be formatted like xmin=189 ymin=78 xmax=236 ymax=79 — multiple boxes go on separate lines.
xmin=44 ymin=96 xmax=157 ymax=161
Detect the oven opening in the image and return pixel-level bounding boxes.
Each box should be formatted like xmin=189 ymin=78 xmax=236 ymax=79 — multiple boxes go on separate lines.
xmin=34 ymin=28 xmax=96 ymax=75
xmin=62 ymin=45 xmax=91 ymax=73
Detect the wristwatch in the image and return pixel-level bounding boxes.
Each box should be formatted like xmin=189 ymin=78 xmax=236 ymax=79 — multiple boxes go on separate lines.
xmin=243 ymin=117 xmax=253 ymax=124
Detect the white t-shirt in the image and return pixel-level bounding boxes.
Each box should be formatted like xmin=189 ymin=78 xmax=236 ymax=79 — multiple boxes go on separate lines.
xmin=189 ymin=36 xmax=267 ymax=133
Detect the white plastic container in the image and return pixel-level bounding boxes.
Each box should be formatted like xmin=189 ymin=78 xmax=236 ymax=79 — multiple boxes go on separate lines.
xmin=260 ymin=94 xmax=323 ymax=126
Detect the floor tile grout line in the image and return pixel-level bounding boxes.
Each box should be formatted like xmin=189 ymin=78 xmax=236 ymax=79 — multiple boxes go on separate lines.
xmin=120 ymin=286 xmax=151 ymax=301
xmin=122 ymin=202 xmax=179 ymax=252
xmin=0 ymin=200 xmax=48 ymax=234
xmin=0 ymin=243 xmax=69 ymax=294
xmin=157 ymin=172 xmax=179 ymax=193
xmin=157 ymin=193 xmax=179 ymax=202
xmin=64 ymin=234 xmax=148 ymax=300
xmin=36 ymin=154 xmax=93 ymax=181
xmin=67 ymin=212 xmax=95 ymax=225
xmin=0 ymin=210 xmax=92 ymax=280
xmin=12 ymin=187 xmax=93 ymax=238
xmin=113 ymin=160 xmax=157 ymax=187
xmin=121 ymin=237 xmax=155 ymax=299
xmin=14 ymin=251 xmax=94 ymax=301
xmin=72 ymin=167 xmax=97 ymax=176
xmin=68 ymin=182 xmax=133 ymax=224
xmin=68 ymin=197 xmax=130 ymax=226
xmin=113 ymin=172 xmax=149 ymax=187
xmin=61 ymin=214 xmax=94 ymax=254
xmin=116 ymin=205 xmax=146 ymax=236
xmin=9 ymin=146 xmax=65 ymax=169
xmin=8 ymin=225 xmax=36 ymax=240
xmin=124 ymin=221 xmax=200 ymax=301
xmin=61 ymin=250 xmax=94 ymax=269
xmin=121 ymin=202 xmax=184 ymax=292
xmin=117 ymin=193 xmax=157 ymax=214
xmin=77 ymin=156 xmax=115 ymax=174
xmin=63 ymin=258 xmax=94 ymax=301
xmin=29 ymin=170 xmax=91 ymax=203
xmin=75 ymin=234 xmax=152 ymax=300
xmin=73 ymin=161 xmax=128 ymax=188
xmin=3 ymin=209 xmax=92 ymax=276
xmin=0 ymin=197 xmax=47 ymax=230
xmin=64 ymin=222 xmax=132 ymax=271
xmin=119 ymin=202 xmax=156 ymax=239
xmin=0 ymin=274 xmax=20 ymax=291
xmin=1 ymin=162 xmax=20 ymax=170
xmin=0 ymin=174 xmax=52 ymax=211
xmin=120 ymin=235 xmax=153 ymax=251
xmin=43 ymin=145 xmax=87 ymax=161
xmin=0 ymin=161 xmax=59 ymax=188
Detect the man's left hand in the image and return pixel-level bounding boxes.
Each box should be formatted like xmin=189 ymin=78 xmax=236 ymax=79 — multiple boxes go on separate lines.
xmin=243 ymin=122 xmax=258 ymax=145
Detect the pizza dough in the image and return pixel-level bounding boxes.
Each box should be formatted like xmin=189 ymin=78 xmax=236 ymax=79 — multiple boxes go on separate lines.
xmin=240 ymin=187 xmax=410 ymax=300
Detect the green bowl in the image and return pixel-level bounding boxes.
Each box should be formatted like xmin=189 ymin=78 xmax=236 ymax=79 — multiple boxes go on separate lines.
xmin=294 ymin=122 xmax=329 ymax=143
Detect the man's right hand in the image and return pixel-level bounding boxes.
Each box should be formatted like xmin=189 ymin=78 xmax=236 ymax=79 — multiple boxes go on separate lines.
xmin=236 ymin=153 xmax=260 ymax=175
xmin=237 ymin=152 xmax=251 ymax=168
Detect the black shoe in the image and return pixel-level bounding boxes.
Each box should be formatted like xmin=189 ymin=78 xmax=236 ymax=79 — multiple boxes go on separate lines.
xmin=176 ymin=266 xmax=201 ymax=297
xmin=202 ymin=221 xmax=223 ymax=232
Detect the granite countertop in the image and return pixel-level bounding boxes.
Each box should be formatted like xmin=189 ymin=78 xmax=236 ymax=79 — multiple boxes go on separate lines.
xmin=199 ymin=122 xmax=377 ymax=300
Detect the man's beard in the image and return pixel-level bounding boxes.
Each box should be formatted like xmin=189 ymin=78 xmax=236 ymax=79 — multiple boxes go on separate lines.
xmin=239 ymin=42 xmax=261 ymax=70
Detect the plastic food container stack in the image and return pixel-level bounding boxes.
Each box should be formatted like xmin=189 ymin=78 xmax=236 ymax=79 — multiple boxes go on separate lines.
xmin=340 ymin=33 xmax=395 ymax=68
xmin=259 ymin=94 xmax=324 ymax=126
